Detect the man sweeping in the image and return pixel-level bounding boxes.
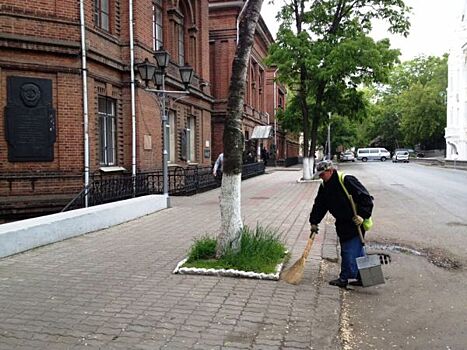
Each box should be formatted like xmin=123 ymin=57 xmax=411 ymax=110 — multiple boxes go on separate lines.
xmin=309 ymin=160 xmax=374 ymax=288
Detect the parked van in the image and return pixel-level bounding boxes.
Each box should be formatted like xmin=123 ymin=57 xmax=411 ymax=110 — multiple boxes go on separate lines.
xmin=356 ymin=148 xmax=390 ymax=162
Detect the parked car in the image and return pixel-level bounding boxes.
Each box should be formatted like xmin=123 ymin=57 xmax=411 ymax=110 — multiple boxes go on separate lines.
xmin=392 ymin=151 xmax=409 ymax=163
xmin=341 ymin=151 xmax=355 ymax=162
xmin=356 ymin=148 xmax=391 ymax=162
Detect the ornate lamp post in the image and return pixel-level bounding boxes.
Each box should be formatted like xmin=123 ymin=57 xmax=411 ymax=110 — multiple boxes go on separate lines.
xmin=136 ymin=47 xmax=193 ymax=206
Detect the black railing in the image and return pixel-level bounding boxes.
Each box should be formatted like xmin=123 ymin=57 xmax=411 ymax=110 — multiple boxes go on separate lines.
xmin=63 ymin=162 xmax=265 ymax=212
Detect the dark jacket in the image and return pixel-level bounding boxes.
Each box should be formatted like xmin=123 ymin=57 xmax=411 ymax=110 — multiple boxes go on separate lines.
xmin=309 ymin=170 xmax=373 ymax=242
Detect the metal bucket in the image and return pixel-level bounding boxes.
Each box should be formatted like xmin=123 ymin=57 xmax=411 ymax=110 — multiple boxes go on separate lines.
xmin=356 ymin=254 xmax=385 ymax=287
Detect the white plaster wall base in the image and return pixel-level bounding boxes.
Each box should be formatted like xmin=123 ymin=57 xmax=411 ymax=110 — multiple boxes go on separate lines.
xmin=0 ymin=195 xmax=167 ymax=259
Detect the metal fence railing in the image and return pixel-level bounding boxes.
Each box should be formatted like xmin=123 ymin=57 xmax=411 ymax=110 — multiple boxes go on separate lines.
xmin=63 ymin=162 xmax=265 ymax=212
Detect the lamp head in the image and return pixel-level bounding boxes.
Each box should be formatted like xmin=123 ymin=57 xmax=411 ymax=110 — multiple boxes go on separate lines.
xmin=153 ymin=69 xmax=163 ymax=89
xmin=179 ymin=64 xmax=194 ymax=89
xmin=154 ymin=47 xmax=170 ymax=70
xmin=136 ymin=58 xmax=156 ymax=87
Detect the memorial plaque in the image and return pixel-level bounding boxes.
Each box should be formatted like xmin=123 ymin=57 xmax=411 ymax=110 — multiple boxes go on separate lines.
xmin=5 ymin=76 xmax=56 ymax=162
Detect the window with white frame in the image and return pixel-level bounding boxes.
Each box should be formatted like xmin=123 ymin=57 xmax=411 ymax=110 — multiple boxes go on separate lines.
xmin=94 ymin=0 xmax=110 ymax=31
xmin=167 ymin=111 xmax=176 ymax=162
xmin=187 ymin=116 xmax=196 ymax=162
xmin=152 ymin=0 xmax=163 ymax=50
xmin=98 ymin=96 xmax=116 ymax=165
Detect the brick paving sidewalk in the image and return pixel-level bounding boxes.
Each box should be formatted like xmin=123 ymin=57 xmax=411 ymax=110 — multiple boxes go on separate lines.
xmin=0 ymin=170 xmax=341 ymax=350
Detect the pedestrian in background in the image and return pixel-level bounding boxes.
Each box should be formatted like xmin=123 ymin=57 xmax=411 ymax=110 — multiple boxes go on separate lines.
xmin=261 ymin=147 xmax=269 ymax=166
xmin=309 ymin=160 xmax=374 ymax=288
xmin=212 ymin=152 xmax=224 ymax=179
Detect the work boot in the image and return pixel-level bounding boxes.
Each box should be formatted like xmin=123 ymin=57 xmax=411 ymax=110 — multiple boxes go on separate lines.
xmin=329 ymin=278 xmax=348 ymax=288
xmin=348 ymin=279 xmax=363 ymax=287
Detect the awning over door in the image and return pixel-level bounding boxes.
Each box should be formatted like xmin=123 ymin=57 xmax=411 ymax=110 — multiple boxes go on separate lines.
xmin=250 ymin=125 xmax=272 ymax=139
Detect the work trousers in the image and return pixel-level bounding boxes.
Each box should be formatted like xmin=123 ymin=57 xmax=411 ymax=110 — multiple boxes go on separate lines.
xmin=339 ymin=235 xmax=364 ymax=281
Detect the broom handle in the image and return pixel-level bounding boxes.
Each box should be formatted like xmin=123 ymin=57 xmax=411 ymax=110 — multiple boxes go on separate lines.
xmin=348 ymin=195 xmax=366 ymax=250
xmin=302 ymin=232 xmax=316 ymax=260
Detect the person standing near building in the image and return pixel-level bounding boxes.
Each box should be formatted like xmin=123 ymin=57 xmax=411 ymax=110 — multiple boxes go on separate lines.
xmin=309 ymin=160 xmax=374 ymax=288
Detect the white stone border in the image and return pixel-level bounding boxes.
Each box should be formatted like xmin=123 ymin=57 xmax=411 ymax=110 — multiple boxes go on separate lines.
xmin=173 ymin=257 xmax=285 ymax=281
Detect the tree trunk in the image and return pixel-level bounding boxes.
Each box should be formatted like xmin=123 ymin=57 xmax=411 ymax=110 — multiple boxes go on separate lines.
xmin=292 ymin=0 xmax=311 ymax=180
xmin=309 ymin=80 xmax=326 ymax=175
xmin=216 ymin=0 xmax=264 ymax=258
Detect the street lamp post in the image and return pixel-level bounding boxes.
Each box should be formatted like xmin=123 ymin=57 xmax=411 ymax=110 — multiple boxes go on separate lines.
xmin=136 ymin=48 xmax=193 ymax=207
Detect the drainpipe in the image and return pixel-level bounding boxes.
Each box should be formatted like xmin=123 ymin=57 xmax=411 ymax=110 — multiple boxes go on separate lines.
xmin=79 ymin=0 xmax=90 ymax=207
xmin=236 ymin=0 xmax=250 ymax=43
xmin=273 ymin=68 xmax=278 ymax=158
xmin=129 ymin=0 xmax=137 ymax=194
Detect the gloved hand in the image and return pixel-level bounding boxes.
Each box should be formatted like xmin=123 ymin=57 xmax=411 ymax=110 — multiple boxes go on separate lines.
xmin=352 ymin=215 xmax=364 ymax=226
xmin=310 ymin=224 xmax=319 ymax=237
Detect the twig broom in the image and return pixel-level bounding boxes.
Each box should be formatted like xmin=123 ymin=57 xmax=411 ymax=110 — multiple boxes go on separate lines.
xmin=281 ymin=232 xmax=316 ymax=284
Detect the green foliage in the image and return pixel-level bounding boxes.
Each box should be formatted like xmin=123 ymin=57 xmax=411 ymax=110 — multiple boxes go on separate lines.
xmin=184 ymin=225 xmax=288 ymax=274
xmin=368 ymin=55 xmax=448 ymax=150
xmin=186 ymin=235 xmax=217 ymax=261
xmin=266 ymin=0 xmax=410 ymax=156
xmin=317 ymin=114 xmax=361 ymax=152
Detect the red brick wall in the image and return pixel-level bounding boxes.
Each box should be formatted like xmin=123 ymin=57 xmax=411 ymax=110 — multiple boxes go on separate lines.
xmin=209 ymin=3 xmax=282 ymax=159
xmin=0 ymin=0 xmax=213 ymax=218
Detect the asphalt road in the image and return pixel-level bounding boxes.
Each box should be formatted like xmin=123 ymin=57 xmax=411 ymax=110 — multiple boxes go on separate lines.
xmin=335 ymin=161 xmax=467 ymax=350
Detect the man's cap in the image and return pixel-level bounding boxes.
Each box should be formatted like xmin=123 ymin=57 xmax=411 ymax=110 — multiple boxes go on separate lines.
xmin=315 ymin=160 xmax=333 ymax=176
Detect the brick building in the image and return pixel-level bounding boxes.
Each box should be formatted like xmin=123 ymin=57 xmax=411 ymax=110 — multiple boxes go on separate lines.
xmin=0 ymin=0 xmax=213 ymax=221
xmin=208 ymin=0 xmax=299 ymax=163
xmin=0 ymin=0 xmax=297 ymax=222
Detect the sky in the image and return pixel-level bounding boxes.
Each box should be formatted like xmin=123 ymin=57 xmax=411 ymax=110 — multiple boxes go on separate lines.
xmin=261 ymin=0 xmax=465 ymax=61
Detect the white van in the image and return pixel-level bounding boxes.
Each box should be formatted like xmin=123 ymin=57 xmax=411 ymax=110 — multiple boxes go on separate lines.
xmin=356 ymin=148 xmax=390 ymax=162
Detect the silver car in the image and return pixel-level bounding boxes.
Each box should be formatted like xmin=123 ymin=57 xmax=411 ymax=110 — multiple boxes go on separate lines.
xmin=392 ymin=151 xmax=409 ymax=163
xmin=341 ymin=151 xmax=355 ymax=162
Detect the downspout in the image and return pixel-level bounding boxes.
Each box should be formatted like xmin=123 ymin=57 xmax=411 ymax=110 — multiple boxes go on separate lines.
xmin=273 ymin=68 xmax=278 ymax=158
xmin=129 ymin=0 xmax=137 ymax=195
xmin=79 ymin=0 xmax=90 ymax=207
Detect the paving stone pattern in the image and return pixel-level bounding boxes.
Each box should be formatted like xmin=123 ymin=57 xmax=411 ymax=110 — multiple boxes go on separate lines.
xmin=0 ymin=169 xmax=341 ymax=350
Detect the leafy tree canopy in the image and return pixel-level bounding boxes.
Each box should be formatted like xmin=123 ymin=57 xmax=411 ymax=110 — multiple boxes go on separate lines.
xmin=369 ymin=55 xmax=447 ymax=150
xmin=266 ymin=0 xmax=411 ymax=157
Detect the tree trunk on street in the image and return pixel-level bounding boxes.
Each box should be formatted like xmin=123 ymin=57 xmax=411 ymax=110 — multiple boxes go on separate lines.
xmin=292 ymin=0 xmax=312 ymax=180
xmin=216 ymin=0 xmax=264 ymax=258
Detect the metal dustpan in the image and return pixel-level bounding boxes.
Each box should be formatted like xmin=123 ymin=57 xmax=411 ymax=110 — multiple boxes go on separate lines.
xmin=356 ymin=251 xmax=385 ymax=287
xmin=347 ymin=195 xmax=385 ymax=287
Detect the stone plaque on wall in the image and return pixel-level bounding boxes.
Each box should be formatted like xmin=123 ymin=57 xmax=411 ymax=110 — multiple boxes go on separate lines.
xmin=4 ymin=76 xmax=56 ymax=162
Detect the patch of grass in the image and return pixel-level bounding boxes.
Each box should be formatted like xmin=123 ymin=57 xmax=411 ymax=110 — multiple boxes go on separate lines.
xmin=184 ymin=225 xmax=288 ymax=274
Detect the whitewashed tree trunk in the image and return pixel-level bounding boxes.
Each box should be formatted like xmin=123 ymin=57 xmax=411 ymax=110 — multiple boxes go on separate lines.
xmin=216 ymin=0 xmax=264 ymax=258
xmin=309 ymin=157 xmax=315 ymax=178
xmin=302 ymin=157 xmax=312 ymax=180
xmin=216 ymin=173 xmax=243 ymax=255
